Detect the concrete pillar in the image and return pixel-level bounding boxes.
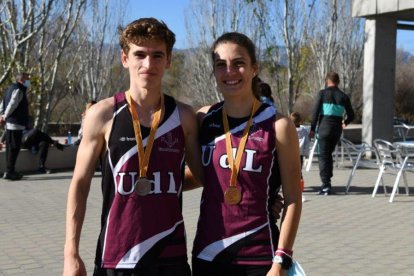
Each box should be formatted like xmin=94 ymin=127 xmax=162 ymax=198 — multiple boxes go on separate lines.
xmin=362 ymin=17 xmax=397 ymax=145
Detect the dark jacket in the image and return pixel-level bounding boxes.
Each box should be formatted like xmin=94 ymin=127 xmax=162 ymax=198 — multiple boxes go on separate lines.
xmin=2 ymin=82 xmax=29 ymax=126
xmin=310 ymin=86 xmax=354 ymax=132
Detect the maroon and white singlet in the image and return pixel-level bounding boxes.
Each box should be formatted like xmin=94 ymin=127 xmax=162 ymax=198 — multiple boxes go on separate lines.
xmin=95 ymin=92 xmax=187 ymax=269
xmin=192 ymin=101 xmax=281 ymax=266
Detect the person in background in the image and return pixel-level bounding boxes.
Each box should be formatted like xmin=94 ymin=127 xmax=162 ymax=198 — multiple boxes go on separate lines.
xmin=192 ymin=32 xmax=302 ymax=276
xmin=257 ymin=78 xmax=275 ymax=106
xmin=309 ymin=71 xmax=354 ymax=195
xmin=63 ymin=18 xmax=202 ymax=276
xmin=21 ymin=124 xmax=65 ymax=174
xmin=0 ymin=72 xmax=31 ymax=181
xmin=75 ymin=100 xmax=97 ymax=145
xmin=289 ymin=111 xmax=310 ymax=202
xmin=0 ymin=117 xmax=66 ymax=174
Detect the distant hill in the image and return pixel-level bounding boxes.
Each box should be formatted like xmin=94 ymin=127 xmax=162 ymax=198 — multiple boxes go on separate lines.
xmin=172 ymin=46 xmax=288 ymax=66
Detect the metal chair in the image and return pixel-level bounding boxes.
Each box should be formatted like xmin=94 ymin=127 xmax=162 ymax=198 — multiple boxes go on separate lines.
xmin=304 ymin=137 xmax=342 ymax=172
xmin=305 ymin=138 xmax=318 ymax=172
xmin=341 ymin=138 xmax=379 ymax=194
xmin=372 ymin=139 xmax=413 ymax=202
xmin=393 ymin=122 xmax=414 ymax=141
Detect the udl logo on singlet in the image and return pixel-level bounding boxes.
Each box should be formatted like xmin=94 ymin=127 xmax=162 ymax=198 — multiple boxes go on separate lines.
xmin=116 ymin=171 xmax=179 ymax=196
xmin=159 ymin=133 xmax=180 ymax=153
xmin=161 ymin=132 xmax=178 ymax=148
xmin=202 ymin=145 xmax=262 ymax=173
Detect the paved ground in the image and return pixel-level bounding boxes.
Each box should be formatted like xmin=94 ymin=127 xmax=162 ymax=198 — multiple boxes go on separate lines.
xmin=0 ymin=161 xmax=413 ymax=275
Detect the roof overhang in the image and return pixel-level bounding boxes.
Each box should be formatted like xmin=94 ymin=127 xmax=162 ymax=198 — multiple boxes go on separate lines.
xmin=353 ymin=0 xmax=414 ymax=21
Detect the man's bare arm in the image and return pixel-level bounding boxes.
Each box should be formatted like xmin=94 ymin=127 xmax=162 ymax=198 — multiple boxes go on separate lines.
xmin=177 ymin=102 xmax=204 ymax=191
xmin=63 ymin=99 xmax=112 ymax=276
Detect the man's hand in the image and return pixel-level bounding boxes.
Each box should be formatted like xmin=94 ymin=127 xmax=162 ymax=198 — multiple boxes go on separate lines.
xmin=272 ymin=194 xmax=284 ymax=222
xmin=63 ymin=255 xmax=86 ymax=276
xmin=309 ymin=130 xmax=315 ymax=139
xmin=0 ymin=115 xmax=5 ymax=126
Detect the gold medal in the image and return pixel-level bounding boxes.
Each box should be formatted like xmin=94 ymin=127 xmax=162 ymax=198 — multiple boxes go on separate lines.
xmin=222 ymin=98 xmax=260 ymax=205
xmin=224 ymin=186 xmax=242 ymax=205
xmin=135 ymin=177 xmax=152 ymax=196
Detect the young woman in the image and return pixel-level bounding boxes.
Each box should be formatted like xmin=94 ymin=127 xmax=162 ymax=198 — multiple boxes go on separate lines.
xmin=192 ymin=32 xmax=302 ymax=276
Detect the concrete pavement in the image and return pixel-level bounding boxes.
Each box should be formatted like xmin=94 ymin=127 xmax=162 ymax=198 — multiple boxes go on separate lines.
xmin=0 ymin=162 xmax=413 ymax=275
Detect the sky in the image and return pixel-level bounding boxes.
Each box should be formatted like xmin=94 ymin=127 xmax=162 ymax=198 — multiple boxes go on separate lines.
xmin=124 ymin=0 xmax=414 ymax=54
xmin=125 ymin=0 xmax=190 ymax=49
xmin=397 ymin=30 xmax=414 ymax=54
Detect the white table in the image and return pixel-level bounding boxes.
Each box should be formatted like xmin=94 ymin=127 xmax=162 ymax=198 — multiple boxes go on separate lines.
xmin=390 ymin=141 xmax=414 ymax=202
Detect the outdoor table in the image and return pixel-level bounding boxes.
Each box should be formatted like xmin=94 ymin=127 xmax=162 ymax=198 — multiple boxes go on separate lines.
xmin=390 ymin=141 xmax=414 ymax=202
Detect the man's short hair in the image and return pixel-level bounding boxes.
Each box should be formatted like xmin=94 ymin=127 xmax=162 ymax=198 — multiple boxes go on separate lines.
xmin=325 ymin=71 xmax=340 ymax=84
xmin=16 ymin=72 xmax=30 ymax=82
xmin=118 ymin=18 xmax=176 ymax=56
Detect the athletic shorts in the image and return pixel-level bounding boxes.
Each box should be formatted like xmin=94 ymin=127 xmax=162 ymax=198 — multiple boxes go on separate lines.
xmin=192 ymin=258 xmax=271 ymax=276
xmin=93 ymin=262 xmax=191 ymax=276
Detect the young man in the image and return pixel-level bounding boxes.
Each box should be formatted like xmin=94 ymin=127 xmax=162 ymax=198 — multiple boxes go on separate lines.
xmin=63 ymin=18 xmax=202 ymax=276
xmin=0 ymin=72 xmax=31 ymax=180
xmin=309 ymin=71 xmax=354 ymax=195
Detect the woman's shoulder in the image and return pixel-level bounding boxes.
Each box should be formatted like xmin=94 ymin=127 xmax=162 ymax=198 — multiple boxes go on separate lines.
xmin=275 ymin=114 xmax=297 ymax=136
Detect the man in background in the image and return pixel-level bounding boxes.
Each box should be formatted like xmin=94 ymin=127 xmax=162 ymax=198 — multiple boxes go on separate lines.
xmin=310 ymin=71 xmax=354 ymax=195
xmin=0 ymin=72 xmax=31 ymax=180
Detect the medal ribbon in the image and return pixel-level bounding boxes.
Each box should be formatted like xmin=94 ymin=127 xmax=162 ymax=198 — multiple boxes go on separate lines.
xmin=126 ymin=91 xmax=163 ymax=178
xmin=222 ymin=98 xmax=260 ymax=187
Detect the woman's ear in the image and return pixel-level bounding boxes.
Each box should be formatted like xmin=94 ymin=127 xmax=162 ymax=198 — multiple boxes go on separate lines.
xmin=252 ymin=64 xmax=259 ymax=77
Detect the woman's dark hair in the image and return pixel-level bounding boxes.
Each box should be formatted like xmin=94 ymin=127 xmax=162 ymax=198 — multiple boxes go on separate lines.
xmin=211 ymin=32 xmax=260 ymax=97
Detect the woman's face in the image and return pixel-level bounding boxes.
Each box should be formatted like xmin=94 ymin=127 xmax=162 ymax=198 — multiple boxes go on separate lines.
xmin=213 ymin=42 xmax=257 ymax=99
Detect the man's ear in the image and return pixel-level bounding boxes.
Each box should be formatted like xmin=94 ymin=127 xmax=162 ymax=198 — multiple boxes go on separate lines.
xmin=121 ymin=50 xmax=128 ymax=68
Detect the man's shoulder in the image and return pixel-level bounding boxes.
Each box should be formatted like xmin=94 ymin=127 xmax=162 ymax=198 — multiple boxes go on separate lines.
xmin=329 ymin=86 xmax=346 ymax=95
xmin=333 ymin=88 xmax=351 ymax=101
xmin=96 ymin=97 xmax=114 ymax=108
xmin=88 ymin=97 xmax=114 ymax=121
xmin=323 ymin=87 xmax=349 ymax=98
xmin=4 ymin=83 xmax=20 ymax=94
xmin=7 ymin=82 xmax=19 ymax=89
xmin=81 ymin=98 xmax=114 ymax=140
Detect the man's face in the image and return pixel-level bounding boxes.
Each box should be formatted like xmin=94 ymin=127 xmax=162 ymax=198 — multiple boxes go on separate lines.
xmin=121 ymin=40 xmax=171 ymax=90
xmin=18 ymin=74 xmax=29 ymax=84
xmin=20 ymin=74 xmax=31 ymax=89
